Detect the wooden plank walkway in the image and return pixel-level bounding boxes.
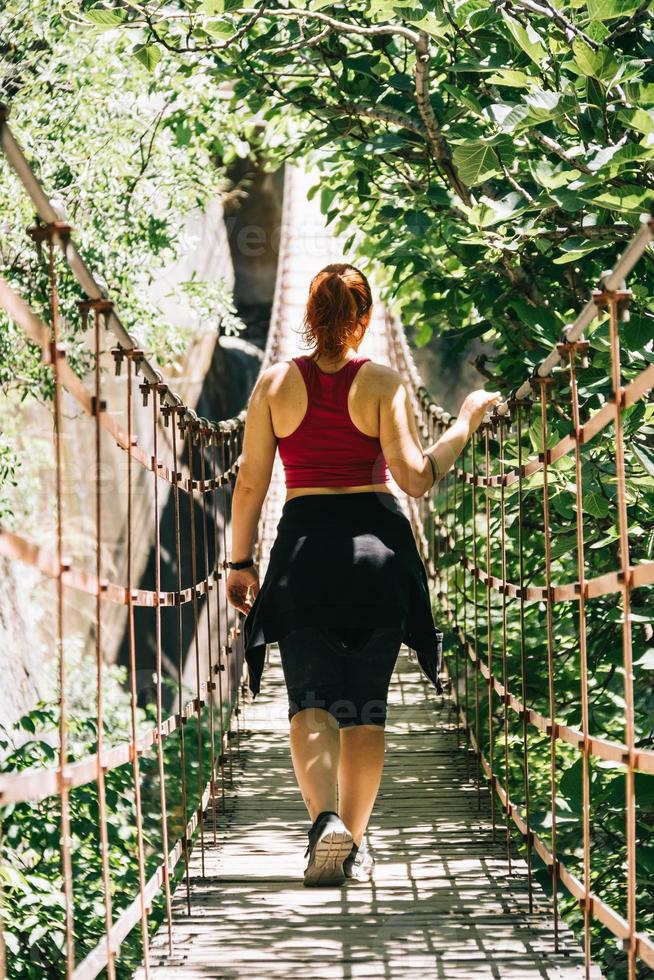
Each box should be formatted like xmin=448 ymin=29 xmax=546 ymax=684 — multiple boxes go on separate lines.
xmin=138 ymin=645 xmax=599 ymax=979
xmin=135 ymin=162 xmax=599 ymax=979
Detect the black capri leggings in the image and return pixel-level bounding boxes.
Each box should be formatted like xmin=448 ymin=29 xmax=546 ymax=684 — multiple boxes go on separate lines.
xmin=277 ymin=625 xmax=404 ymax=728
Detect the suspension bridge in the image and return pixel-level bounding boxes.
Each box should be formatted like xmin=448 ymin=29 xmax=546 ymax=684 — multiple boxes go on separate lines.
xmin=0 ymin=113 xmax=652 ymax=980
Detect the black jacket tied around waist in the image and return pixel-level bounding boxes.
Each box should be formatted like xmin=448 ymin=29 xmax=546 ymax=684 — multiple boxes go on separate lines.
xmin=242 ymin=491 xmax=443 ymax=698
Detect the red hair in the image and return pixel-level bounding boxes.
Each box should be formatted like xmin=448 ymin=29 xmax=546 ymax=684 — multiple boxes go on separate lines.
xmin=300 ymin=263 xmax=373 ymax=359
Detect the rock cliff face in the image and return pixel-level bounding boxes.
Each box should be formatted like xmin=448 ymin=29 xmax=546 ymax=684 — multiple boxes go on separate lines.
xmin=0 ymin=167 xmax=284 ymax=726
xmin=223 ymin=160 xmax=285 ymax=350
xmin=114 ymin=161 xmax=284 ymax=711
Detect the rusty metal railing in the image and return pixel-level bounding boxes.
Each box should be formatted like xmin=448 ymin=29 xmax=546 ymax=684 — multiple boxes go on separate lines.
xmin=2 ymin=96 xmax=654 ymax=980
xmin=388 ymin=209 xmax=654 ymax=979
xmin=0 ymin=115 xmax=291 ymax=978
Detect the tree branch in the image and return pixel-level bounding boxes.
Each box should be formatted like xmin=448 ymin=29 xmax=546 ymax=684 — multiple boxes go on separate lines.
xmin=239 ymin=11 xmax=471 ymax=204
xmin=339 ymin=105 xmax=427 ymax=139
xmin=273 ymin=26 xmax=331 ymax=56
xmin=414 ymin=31 xmax=471 ymax=205
xmin=526 ymin=130 xmax=593 ymax=175
xmin=506 ymin=0 xmax=598 ymax=48
xmin=216 ymin=1 xmax=270 ymax=51
xmin=239 ymin=7 xmax=420 ymax=44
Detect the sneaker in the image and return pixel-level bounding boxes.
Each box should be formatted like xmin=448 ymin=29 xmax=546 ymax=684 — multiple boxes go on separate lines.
xmin=343 ymin=838 xmax=375 ymax=881
xmin=303 ymin=811 xmax=353 ymax=887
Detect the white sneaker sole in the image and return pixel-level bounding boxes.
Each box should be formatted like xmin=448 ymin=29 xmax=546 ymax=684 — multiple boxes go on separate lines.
xmin=345 ymin=861 xmax=375 ymax=882
xmin=303 ymin=828 xmax=354 ymax=887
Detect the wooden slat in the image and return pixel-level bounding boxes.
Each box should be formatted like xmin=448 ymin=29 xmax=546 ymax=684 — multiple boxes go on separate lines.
xmin=135 ymin=651 xmax=600 ymax=979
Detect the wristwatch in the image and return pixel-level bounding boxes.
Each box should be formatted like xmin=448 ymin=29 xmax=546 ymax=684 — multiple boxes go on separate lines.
xmin=227 ymin=557 xmax=255 ymax=570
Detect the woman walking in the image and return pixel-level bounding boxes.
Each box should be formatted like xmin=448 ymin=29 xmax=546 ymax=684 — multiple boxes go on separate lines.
xmin=225 ymin=263 xmax=500 ymax=887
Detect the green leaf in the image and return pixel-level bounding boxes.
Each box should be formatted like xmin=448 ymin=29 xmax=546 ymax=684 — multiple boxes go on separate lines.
xmin=0 ymin=863 xmax=29 ymax=891
xmin=632 ymin=444 xmax=654 ymax=479
xmin=410 ymin=13 xmax=450 ymax=39
xmin=552 ymin=238 xmax=609 ymax=264
xmin=85 ymin=8 xmax=128 ymax=28
xmin=494 ymin=103 xmax=531 ymax=133
xmin=202 ymin=0 xmax=224 ymax=11
xmin=524 ymin=88 xmax=576 ymax=122
xmin=486 ymin=69 xmax=535 ymax=88
xmin=404 ymin=209 xmax=431 ymax=235
xmin=584 ymin=490 xmax=610 ymax=519
xmin=572 ymin=40 xmax=619 ymax=83
xmin=452 ymin=142 xmax=501 ymax=185
xmin=552 ymin=492 xmax=575 ymax=520
xmin=441 ymin=83 xmax=484 ymax=117
xmin=133 ymin=44 xmax=162 ymax=72
xmin=591 ymin=184 xmax=652 ymax=214
xmin=203 ymin=20 xmax=235 ymax=38
xmin=320 ymin=186 xmax=337 ymax=215
xmin=492 ymin=90 xmax=574 ymax=134
xmin=586 ymin=0 xmax=643 ymax=20
xmin=559 ymin=757 xmax=584 ymax=809
xmin=618 ymin=108 xmax=654 ymax=135
xmin=500 ymin=11 xmax=547 ymax=66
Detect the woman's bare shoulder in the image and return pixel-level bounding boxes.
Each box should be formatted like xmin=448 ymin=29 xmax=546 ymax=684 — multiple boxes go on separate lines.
xmin=361 ymin=360 xmax=405 ymax=397
xmin=258 ymin=358 xmax=298 ymax=389
xmin=256 ymin=359 xmax=312 ymax=410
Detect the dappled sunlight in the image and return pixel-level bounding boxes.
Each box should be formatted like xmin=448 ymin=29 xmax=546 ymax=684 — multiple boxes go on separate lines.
xmin=139 ymin=649 xmax=595 ymax=979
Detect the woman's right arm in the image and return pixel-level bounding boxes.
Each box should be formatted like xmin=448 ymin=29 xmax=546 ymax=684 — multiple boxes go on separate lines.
xmin=379 ymin=370 xmax=501 ymax=498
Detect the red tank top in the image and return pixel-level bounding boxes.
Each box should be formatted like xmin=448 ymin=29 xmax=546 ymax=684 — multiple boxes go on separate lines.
xmin=277 ymin=355 xmax=391 ymax=489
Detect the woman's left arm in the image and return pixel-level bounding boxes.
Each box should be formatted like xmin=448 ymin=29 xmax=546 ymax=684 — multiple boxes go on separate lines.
xmin=226 ymin=367 xmax=278 ymax=615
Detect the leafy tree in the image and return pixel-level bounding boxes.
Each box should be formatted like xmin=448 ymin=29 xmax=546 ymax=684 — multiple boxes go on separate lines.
xmin=95 ymin=2 xmax=653 ymax=975
xmin=103 ymin=0 xmax=654 ymax=371
xmin=0 ymin=0 xmax=252 ymax=398
xmin=2 ymin=1 xmax=654 ymax=976
xmin=0 ymin=0 xmax=252 ymax=518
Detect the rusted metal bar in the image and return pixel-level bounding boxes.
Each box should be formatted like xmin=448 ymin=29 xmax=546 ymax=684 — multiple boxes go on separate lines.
xmin=211 ymin=429 xmax=227 ymax=814
xmin=603 ymin=287 xmax=638 ymax=979
xmin=185 ymin=420 xmax=207 ymax=877
xmin=483 ymin=424 xmax=497 ymax=840
xmin=171 ymin=410 xmax=192 ymax=915
xmin=149 ymin=378 xmax=173 ymax=956
xmin=45 ymin=234 xmax=75 ymax=979
xmin=515 ymin=403 xmax=533 ymax=912
xmin=471 ymin=436 xmax=482 ymax=808
xmin=461 ymin=443 xmax=470 ymax=781
xmin=126 ymin=355 xmax=152 ymax=973
xmin=199 ymin=429 xmax=219 ymax=841
xmin=220 ymin=432 xmax=234 ymax=784
xmin=0 ymin=821 xmax=5 ymax=979
xmin=534 ymin=376 xmax=559 ymax=951
xmin=564 ymin=342 xmax=593 ymax=978
xmin=448 ymin=457 xmax=459 ymax=734
xmin=498 ymin=416 xmax=512 ymax=873
xmin=91 ymin=302 xmax=117 ymax=980
xmin=229 ymin=426 xmax=243 ymax=755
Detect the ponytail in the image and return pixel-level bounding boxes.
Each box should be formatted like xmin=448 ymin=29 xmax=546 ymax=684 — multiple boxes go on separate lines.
xmin=300 ymin=263 xmax=373 ymax=359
